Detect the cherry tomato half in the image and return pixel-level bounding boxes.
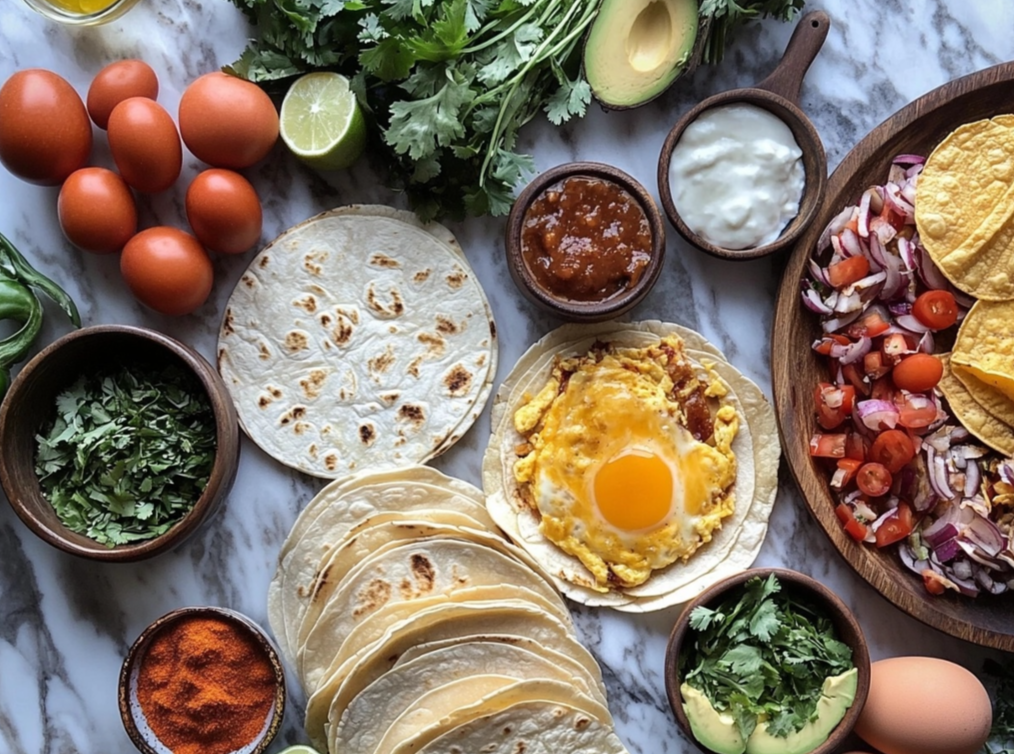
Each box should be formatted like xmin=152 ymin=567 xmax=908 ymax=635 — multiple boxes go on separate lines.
xmin=913 ymin=290 xmax=958 ymax=330
xmin=856 ymin=462 xmax=892 ymax=497
xmin=869 ymin=429 xmax=915 ymax=474
xmin=892 ymin=353 xmax=944 ymax=393
xmin=896 ymin=392 xmax=940 ymax=429
xmin=875 ymin=502 xmax=914 ymax=547
xmin=828 ymin=255 xmax=870 ymax=289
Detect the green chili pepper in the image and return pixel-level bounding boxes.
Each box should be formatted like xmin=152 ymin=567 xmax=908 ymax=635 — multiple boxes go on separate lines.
xmin=0 ymin=278 xmax=43 ymax=367
xmin=0 ymin=232 xmax=80 ymax=327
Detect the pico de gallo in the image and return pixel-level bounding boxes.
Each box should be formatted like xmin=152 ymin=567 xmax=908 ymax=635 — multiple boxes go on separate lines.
xmin=803 ymin=155 xmax=1014 ymax=597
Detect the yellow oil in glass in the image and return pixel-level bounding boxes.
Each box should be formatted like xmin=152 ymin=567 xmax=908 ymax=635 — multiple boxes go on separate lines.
xmin=45 ymin=0 xmax=118 ymax=14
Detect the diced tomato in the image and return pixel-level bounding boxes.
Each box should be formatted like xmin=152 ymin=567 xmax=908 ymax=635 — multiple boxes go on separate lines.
xmin=913 ymin=290 xmax=958 ymax=330
xmin=892 ymin=353 xmax=944 ymax=393
xmin=810 ymin=433 xmax=847 ymax=458
xmin=813 ymin=333 xmax=851 ymax=356
xmin=832 ymin=458 xmax=863 ymax=490
xmin=875 ymin=502 xmax=914 ymax=547
xmin=844 ymin=216 xmax=859 ymax=234
xmin=815 ymin=383 xmax=856 ymax=430
xmin=845 ymin=432 xmax=868 ymax=462
xmin=922 ymin=570 xmax=948 ymax=596
xmin=856 ymin=462 xmax=892 ymax=496
xmin=876 ymin=204 xmax=906 ymax=232
xmin=828 ymin=256 xmax=870 ymax=289
xmin=847 ymin=310 xmax=891 ymax=339
xmin=869 ymin=429 xmax=916 ymax=474
xmin=841 ymin=363 xmax=870 ymax=396
xmin=863 ymin=350 xmax=890 ymax=379
xmin=881 ymin=332 xmax=910 ymax=365
xmin=896 ymin=393 xmax=940 ymax=429
xmin=835 ymin=502 xmax=869 ymax=541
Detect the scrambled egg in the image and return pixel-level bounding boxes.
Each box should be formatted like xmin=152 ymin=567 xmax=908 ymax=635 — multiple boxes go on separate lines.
xmin=513 ymin=335 xmax=739 ymax=591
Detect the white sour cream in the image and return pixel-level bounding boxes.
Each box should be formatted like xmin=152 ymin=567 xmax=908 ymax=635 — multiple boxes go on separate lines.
xmin=668 ymin=103 xmax=805 ymax=250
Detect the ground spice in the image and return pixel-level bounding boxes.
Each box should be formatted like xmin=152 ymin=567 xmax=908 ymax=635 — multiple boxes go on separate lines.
xmin=136 ymin=615 xmax=277 ymax=754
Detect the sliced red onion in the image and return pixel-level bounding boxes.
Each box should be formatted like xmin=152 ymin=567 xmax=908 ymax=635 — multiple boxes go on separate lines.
xmin=1000 ymin=461 xmax=1014 ymax=487
xmin=888 ymin=301 xmax=912 ymax=316
xmin=880 ymin=253 xmax=907 ymax=300
xmin=818 ymin=206 xmax=854 ymax=252
xmin=951 ymin=557 xmax=974 ymax=580
xmin=947 ymin=573 xmax=980 ymax=597
xmin=867 ymin=233 xmax=889 ymax=267
xmin=916 ymin=244 xmax=951 ymax=290
xmin=848 ymin=272 xmax=888 ymax=302
xmin=924 ymin=522 xmax=958 ymax=548
xmin=900 ymin=181 xmax=917 ymax=206
xmin=895 ymin=313 xmax=931 ymax=333
xmin=897 ymin=236 xmax=917 ymax=270
xmin=905 ymin=164 xmax=925 ymax=180
xmin=831 ymin=233 xmax=844 ymax=259
xmin=952 ymin=288 xmax=975 ymax=309
xmin=840 ymin=228 xmax=863 ymax=258
xmin=928 ymin=448 xmax=956 ymax=499
xmin=834 ymin=290 xmax=863 ymax=313
xmin=870 ymin=215 xmax=898 ymax=246
xmin=964 ymin=460 xmax=981 ymax=498
xmin=830 ymin=466 xmax=849 ymax=490
xmin=808 ymin=258 xmax=829 ymax=286
xmin=857 ymin=190 xmax=872 ymax=238
xmin=924 ymin=427 xmax=952 ymax=453
xmin=855 ymin=500 xmax=878 ymax=521
xmin=894 ymin=154 xmax=926 ymax=166
xmin=857 ymin=399 xmax=900 ymax=431
xmin=801 ymin=285 xmax=834 ymax=315
xmin=918 ymin=331 xmax=935 ymax=353
xmin=870 ymin=505 xmax=901 ymax=533
xmin=887 ymin=165 xmax=907 ymax=185
xmin=935 ymin=537 xmax=961 ymax=563
xmin=823 ymin=309 xmax=863 ymax=333
xmin=885 ymin=182 xmax=916 ymax=219
xmin=899 ymin=544 xmax=929 ymax=575
xmin=963 ymin=515 xmax=1005 ymax=556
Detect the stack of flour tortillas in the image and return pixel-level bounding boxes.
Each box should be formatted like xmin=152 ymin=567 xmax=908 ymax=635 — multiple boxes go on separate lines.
xmin=268 ymin=466 xmax=631 ymax=754
xmin=218 ymin=206 xmax=497 ymax=478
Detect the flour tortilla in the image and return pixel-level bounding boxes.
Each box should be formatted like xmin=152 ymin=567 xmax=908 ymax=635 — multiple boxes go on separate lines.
xmin=297 ymin=537 xmax=571 ymax=691
xmin=267 ymin=467 xmax=496 ymax=666
xmin=384 ymin=678 xmax=611 ymax=754
xmin=334 ymin=643 xmax=603 ymax=754
xmin=306 ymin=599 xmax=604 ymax=750
xmin=218 ymin=205 xmax=497 ymax=478
xmin=482 ymin=320 xmax=779 ymax=612
xmin=413 ymin=700 xmax=631 ymax=754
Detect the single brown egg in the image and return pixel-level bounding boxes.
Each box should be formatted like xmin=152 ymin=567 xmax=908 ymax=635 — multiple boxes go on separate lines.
xmin=185 ymin=169 xmax=262 ymax=254
xmin=121 ymin=227 xmax=213 ymax=316
xmin=0 ymin=69 xmax=92 ymax=185
xmin=178 ymin=72 xmax=278 ymax=169
xmin=108 ymin=97 xmax=181 ymax=193
xmin=87 ymin=60 xmax=159 ymax=130
xmin=58 ymin=167 xmax=137 ymax=254
xmin=855 ymin=656 xmax=991 ymax=754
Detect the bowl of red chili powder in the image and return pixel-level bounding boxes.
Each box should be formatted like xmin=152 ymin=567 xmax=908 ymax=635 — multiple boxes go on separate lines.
xmin=119 ymin=606 xmax=285 ymax=754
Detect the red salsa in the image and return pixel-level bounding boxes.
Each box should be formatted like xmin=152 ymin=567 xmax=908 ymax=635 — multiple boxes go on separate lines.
xmin=520 ymin=176 xmax=652 ymax=302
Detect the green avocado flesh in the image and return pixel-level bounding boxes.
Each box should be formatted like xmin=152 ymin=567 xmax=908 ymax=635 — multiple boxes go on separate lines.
xmin=681 ymin=669 xmax=859 ymax=754
xmin=584 ymin=0 xmax=699 ymax=108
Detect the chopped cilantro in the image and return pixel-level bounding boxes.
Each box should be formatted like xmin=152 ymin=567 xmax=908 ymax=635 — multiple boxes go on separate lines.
xmin=34 ymin=364 xmax=217 ymax=547
xmin=983 ymin=659 xmax=1014 ymax=754
xmin=680 ymin=574 xmax=855 ymax=739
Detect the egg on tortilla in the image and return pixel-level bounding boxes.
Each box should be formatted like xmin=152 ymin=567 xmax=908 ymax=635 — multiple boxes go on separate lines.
xmin=511 ymin=335 xmax=738 ymax=591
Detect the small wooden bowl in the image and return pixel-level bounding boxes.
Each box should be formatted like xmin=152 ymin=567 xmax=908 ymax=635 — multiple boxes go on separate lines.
xmin=505 ymin=161 xmax=666 ymax=322
xmin=0 ymin=324 xmax=240 ymax=562
xmin=664 ymin=568 xmax=870 ymax=754
xmin=657 ymin=11 xmax=830 ymax=261
xmin=119 ymin=606 xmax=286 ymax=754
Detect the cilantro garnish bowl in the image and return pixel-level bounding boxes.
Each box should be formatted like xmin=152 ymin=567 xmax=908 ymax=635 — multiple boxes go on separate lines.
xmin=664 ymin=568 xmax=870 ymax=754
xmin=0 ymin=324 xmax=240 ymax=562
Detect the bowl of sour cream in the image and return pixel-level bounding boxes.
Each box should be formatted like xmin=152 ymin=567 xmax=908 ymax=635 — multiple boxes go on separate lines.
xmin=658 ymin=10 xmax=830 ymax=261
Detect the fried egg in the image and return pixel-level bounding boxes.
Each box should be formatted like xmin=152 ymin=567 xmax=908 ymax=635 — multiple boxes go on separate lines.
xmin=513 ymin=337 xmax=738 ymax=590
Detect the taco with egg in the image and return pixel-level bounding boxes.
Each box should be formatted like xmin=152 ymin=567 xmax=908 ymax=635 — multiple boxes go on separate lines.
xmin=483 ymin=321 xmax=779 ymax=612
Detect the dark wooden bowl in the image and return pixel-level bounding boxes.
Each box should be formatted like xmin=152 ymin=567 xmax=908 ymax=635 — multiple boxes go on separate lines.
xmin=505 ymin=161 xmax=666 ymax=322
xmin=773 ymin=61 xmax=1014 ymax=652
xmin=118 ymin=606 xmax=285 ymax=754
xmin=0 ymin=325 xmax=240 ymax=562
xmin=664 ymin=568 xmax=871 ymax=754
xmin=657 ymin=11 xmax=830 ymax=261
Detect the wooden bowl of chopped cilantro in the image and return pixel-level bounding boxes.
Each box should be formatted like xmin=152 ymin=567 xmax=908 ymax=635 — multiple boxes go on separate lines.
xmin=664 ymin=568 xmax=870 ymax=754
xmin=0 ymin=324 xmax=240 ymax=561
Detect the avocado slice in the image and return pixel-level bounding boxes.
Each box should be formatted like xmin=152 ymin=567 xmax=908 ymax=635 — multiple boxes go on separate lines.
xmin=745 ymin=669 xmax=859 ymax=754
xmin=583 ymin=0 xmax=700 ymax=109
xmin=680 ymin=683 xmax=747 ymax=754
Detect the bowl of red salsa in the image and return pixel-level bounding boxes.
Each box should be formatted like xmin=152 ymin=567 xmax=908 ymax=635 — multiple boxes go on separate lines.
xmin=505 ymin=161 xmax=666 ymax=322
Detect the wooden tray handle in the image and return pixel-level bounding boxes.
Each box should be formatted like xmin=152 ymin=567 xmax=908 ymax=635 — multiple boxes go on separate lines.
xmin=756 ymin=10 xmax=830 ymax=105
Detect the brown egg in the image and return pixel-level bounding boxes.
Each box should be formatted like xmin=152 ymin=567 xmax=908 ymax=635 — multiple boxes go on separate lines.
xmin=87 ymin=60 xmax=159 ymax=130
xmin=185 ymin=169 xmax=262 ymax=254
xmin=121 ymin=227 xmax=213 ymax=316
xmin=58 ymin=167 xmax=137 ymax=254
xmin=855 ymin=657 xmax=991 ymax=754
xmin=107 ymin=97 xmax=181 ymax=193
xmin=0 ymin=69 xmax=92 ymax=185
xmin=178 ymin=72 xmax=278 ymax=169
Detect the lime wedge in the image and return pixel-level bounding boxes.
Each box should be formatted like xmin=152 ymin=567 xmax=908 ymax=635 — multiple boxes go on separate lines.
xmin=280 ymin=72 xmax=366 ymax=171
xmin=276 ymin=745 xmax=320 ymax=754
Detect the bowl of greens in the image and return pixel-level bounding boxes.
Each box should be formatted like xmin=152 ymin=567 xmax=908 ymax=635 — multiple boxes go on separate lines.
xmin=664 ymin=568 xmax=870 ymax=754
xmin=0 ymin=324 xmax=240 ymax=562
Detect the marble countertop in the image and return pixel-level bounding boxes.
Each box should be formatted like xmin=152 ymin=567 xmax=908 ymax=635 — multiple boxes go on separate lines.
xmin=1 ymin=1 xmax=1011 ymax=752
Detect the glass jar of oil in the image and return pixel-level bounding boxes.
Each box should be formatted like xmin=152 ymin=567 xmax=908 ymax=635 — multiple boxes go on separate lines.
xmin=22 ymin=0 xmax=142 ymax=25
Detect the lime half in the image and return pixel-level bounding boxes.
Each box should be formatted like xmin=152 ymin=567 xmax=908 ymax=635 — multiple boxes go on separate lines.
xmin=280 ymin=72 xmax=366 ymax=171
xmin=276 ymin=746 xmax=320 ymax=754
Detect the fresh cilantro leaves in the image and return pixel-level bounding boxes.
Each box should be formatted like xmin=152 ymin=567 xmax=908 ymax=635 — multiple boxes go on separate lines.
xmin=983 ymin=659 xmax=1014 ymax=754
xmin=700 ymin=0 xmax=806 ymax=64
xmin=680 ymin=575 xmax=854 ymax=739
xmin=34 ymin=364 xmax=217 ymax=547
xmin=226 ymin=0 xmax=598 ymax=221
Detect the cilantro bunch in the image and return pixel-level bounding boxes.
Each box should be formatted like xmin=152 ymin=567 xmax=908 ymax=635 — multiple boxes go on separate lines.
xmin=227 ymin=0 xmax=598 ymax=220
xmin=680 ymin=575 xmax=854 ymax=739
xmin=700 ymin=0 xmax=806 ymax=65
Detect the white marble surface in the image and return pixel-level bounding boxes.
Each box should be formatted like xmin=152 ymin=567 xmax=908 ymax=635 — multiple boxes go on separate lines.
xmin=1 ymin=1 xmax=1012 ymax=753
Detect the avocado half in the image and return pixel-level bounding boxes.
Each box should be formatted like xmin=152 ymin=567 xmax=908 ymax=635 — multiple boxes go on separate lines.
xmin=583 ymin=0 xmax=703 ymax=110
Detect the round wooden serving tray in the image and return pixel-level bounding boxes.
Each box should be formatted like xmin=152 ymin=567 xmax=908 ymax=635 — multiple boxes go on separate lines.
xmin=773 ymin=61 xmax=1014 ymax=652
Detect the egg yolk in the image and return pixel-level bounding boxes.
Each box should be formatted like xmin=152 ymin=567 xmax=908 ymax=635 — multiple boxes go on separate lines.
xmin=594 ymin=449 xmax=673 ymax=531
